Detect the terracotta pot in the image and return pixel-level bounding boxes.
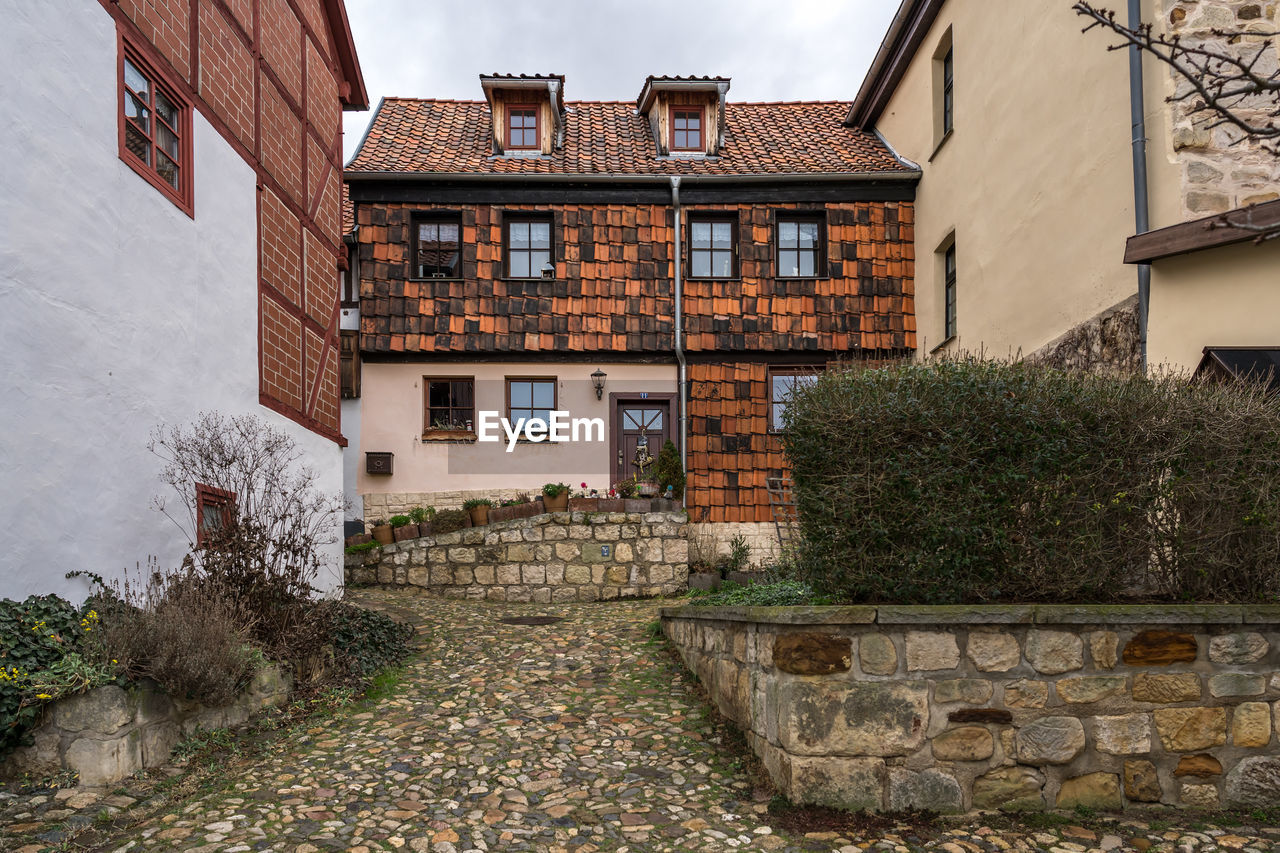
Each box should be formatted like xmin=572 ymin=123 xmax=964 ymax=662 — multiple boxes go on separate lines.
xmin=346 ymin=533 xmax=373 ymax=546
xmin=569 ymin=497 xmax=599 ymax=512
xmin=543 ymin=492 xmax=569 ymax=512
xmin=468 ymin=505 xmax=490 ymax=526
xmin=393 ymin=524 xmax=416 ymax=543
xmin=417 ymin=522 xmax=433 ymax=538
xmin=371 ymin=524 xmax=394 ymax=546
xmin=624 ymin=499 xmax=651 ymax=514
xmin=636 ymin=481 xmax=659 ymax=497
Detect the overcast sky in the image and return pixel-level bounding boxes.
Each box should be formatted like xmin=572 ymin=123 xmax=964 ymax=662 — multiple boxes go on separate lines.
xmin=341 ymin=0 xmax=900 ymax=162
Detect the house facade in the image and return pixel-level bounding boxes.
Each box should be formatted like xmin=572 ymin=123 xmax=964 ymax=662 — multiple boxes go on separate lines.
xmin=344 ymin=75 xmax=917 ymax=559
xmin=0 ymin=0 xmax=366 ymax=599
xmin=848 ymin=0 xmax=1279 ymax=375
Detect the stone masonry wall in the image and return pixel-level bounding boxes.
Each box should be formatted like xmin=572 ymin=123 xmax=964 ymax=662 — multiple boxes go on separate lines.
xmin=689 ymin=522 xmax=784 ymax=567
xmin=661 ymin=604 xmax=1280 ymax=814
xmin=347 ymin=510 xmax=689 ymax=602
xmin=1162 ymin=0 xmax=1280 ymax=216
xmin=2 ymin=666 xmax=291 ymax=787
xmin=362 ymin=489 xmax=535 ymax=525
xmin=1030 ymin=295 xmax=1141 ymax=374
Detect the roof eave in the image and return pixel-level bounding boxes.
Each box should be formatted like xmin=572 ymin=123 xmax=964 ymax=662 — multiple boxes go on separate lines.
xmin=845 ymin=0 xmax=945 ymax=130
xmin=636 ymin=77 xmax=732 ymax=113
xmin=1124 ymin=199 xmax=1280 ymax=263
xmin=321 ymin=0 xmax=369 ymax=110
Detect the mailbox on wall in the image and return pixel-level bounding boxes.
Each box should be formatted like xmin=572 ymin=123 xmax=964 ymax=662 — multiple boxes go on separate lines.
xmin=365 ymin=451 xmax=393 ymax=475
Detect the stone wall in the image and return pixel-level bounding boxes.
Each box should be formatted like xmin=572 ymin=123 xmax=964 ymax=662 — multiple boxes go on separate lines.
xmin=661 ymin=604 xmax=1280 ymax=813
xmin=347 ymin=510 xmax=689 ymax=602
xmin=362 ymin=489 xmax=535 ymax=525
xmin=1030 ymin=295 xmax=1141 ymax=374
xmin=2 ymin=666 xmax=291 ymax=786
xmin=688 ymin=522 xmax=784 ymax=567
xmin=1163 ymin=0 xmax=1280 ymax=216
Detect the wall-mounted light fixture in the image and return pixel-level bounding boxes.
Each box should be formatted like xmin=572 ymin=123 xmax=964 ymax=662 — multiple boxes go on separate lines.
xmin=590 ymin=368 xmax=607 ymax=400
xmin=540 ymin=261 xmax=555 ymax=279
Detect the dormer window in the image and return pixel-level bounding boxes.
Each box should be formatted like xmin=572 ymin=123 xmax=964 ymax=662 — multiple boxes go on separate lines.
xmin=506 ymin=105 xmax=539 ymax=150
xmin=671 ymin=107 xmax=703 ymax=152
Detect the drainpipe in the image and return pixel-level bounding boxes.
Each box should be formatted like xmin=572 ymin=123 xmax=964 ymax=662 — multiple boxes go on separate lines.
xmin=1128 ymin=0 xmax=1151 ymax=372
xmin=670 ymin=176 xmax=687 ymax=473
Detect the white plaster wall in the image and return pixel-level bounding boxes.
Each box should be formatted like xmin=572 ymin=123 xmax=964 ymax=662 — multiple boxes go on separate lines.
xmin=0 ymin=1 xmax=342 ymax=601
xmin=339 ymin=304 xmax=363 ymax=526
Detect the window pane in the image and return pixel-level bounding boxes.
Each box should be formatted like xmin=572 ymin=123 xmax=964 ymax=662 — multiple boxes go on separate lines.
xmin=124 ymin=124 xmax=150 ymax=164
xmin=438 ymin=223 xmax=459 ymax=244
xmin=531 ymin=381 xmax=555 ymax=408
xmin=779 ymin=249 xmax=799 ymax=277
xmin=155 ymin=151 xmax=179 ymax=188
xmin=530 ymin=250 xmax=551 ymax=274
xmin=429 ymin=381 xmax=451 ymax=407
xmin=157 ymin=123 xmax=179 ymax=158
xmin=623 ymin=411 xmax=641 ymax=430
xmin=691 ymin=221 xmax=711 ymax=247
xmin=510 ymin=381 xmax=532 ymax=409
xmin=510 ymin=222 xmax=529 ymax=248
xmin=644 ymin=410 xmax=663 ymax=430
xmin=712 ymin=250 xmax=732 ymax=277
xmin=125 ymin=93 xmax=150 ymax=133
xmin=124 ymin=59 xmax=150 ymax=103
xmin=155 ymin=90 xmax=178 ymax=129
xmin=509 ymin=253 xmax=530 ymax=278
xmin=712 ymin=222 xmax=732 ymax=249
xmin=451 ymin=380 xmax=473 ymax=407
xmin=797 ymin=222 xmax=820 ymax=247
xmin=691 ymin=252 xmax=710 ymax=278
xmin=530 ymin=221 xmax=550 ymax=247
xmin=772 ymin=402 xmax=786 ymax=430
xmin=778 ymin=221 xmax=797 ymax=248
xmin=799 ymin=252 xmax=815 ymax=277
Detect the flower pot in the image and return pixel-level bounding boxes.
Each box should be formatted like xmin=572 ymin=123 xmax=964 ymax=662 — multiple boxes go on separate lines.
xmin=543 ymin=492 xmax=569 ymax=513
xmin=636 ymin=481 xmax=659 ymax=497
xmin=597 ymin=498 xmax=625 ymax=513
xmin=371 ymin=524 xmax=394 ymax=546
xmin=569 ymin=497 xmax=599 ymax=512
xmin=417 ymin=522 xmax=433 ymax=538
xmin=393 ymin=524 xmax=416 ymax=542
xmin=468 ymin=505 xmax=490 ymax=526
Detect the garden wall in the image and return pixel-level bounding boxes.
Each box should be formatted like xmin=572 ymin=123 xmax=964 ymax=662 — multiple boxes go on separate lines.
xmin=346 ymin=510 xmax=689 ymax=602
xmin=661 ymin=604 xmax=1280 ymax=814
xmin=2 ymin=665 xmax=291 ymax=786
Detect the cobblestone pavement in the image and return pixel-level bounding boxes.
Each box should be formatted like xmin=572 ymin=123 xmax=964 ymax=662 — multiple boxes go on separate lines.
xmin=3 ymin=590 xmax=1279 ymax=852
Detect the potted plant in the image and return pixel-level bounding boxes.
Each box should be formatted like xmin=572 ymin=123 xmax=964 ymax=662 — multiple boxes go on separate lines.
xmin=463 ymin=498 xmax=492 ymax=526
xmin=370 ymin=518 xmax=393 ymax=546
xmin=542 ymin=482 xmax=570 ymax=512
xmin=390 ymin=514 xmax=416 ymax=542
xmin=569 ymin=481 xmax=599 ymax=512
xmin=409 ymin=505 xmax=435 ymax=537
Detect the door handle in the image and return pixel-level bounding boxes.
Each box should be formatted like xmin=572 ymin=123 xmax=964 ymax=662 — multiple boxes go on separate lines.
xmin=618 ymin=449 xmax=624 ymax=467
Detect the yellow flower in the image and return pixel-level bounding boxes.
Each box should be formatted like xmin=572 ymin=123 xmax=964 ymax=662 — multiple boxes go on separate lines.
xmin=36 ymin=693 xmax=51 ymax=700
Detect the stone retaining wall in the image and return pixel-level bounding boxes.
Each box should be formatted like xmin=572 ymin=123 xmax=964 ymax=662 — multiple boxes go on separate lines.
xmin=2 ymin=666 xmax=291 ymax=786
xmin=660 ymin=604 xmax=1280 ymax=814
xmin=347 ymin=510 xmax=689 ymax=602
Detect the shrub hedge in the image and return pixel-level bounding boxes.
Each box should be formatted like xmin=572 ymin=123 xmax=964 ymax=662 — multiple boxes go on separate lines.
xmin=781 ymin=359 xmax=1280 ymax=604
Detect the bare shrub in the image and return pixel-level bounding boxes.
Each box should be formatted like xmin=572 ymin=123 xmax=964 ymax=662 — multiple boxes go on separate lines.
xmin=87 ymin=563 xmax=256 ymax=706
xmin=148 ymin=413 xmax=342 ymax=661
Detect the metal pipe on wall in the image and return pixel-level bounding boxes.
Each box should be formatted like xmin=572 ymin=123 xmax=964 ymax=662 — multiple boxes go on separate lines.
xmin=1128 ymin=0 xmax=1152 ymax=372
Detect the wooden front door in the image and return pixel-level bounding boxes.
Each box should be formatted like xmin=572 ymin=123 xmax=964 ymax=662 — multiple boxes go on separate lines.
xmin=614 ymin=399 xmax=671 ymax=485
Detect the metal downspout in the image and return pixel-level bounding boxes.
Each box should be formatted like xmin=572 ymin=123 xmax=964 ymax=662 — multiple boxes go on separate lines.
xmin=670 ymin=177 xmax=687 ymax=473
xmin=1128 ymin=0 xmax=1151 ymax=372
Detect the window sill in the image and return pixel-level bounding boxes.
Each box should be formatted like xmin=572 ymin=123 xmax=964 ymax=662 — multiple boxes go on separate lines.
xmin=928 ymin=128 xmax=954 ymax=163
xmin=410 ymin=276 xmax=465 ymax=283
xmin=421 ymin=431 xmax=476 ymax=442
xmin=683 ymin=276 xmax=742 ymax=283
xmin=929 ymin=335 xmax=957 ymax=355
xmin=774 ymin=275 xmax=830 ymax=282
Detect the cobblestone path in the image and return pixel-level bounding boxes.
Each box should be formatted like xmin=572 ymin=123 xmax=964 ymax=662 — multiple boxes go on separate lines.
xmin=4 ymin=591 xmax=1280 ymax=852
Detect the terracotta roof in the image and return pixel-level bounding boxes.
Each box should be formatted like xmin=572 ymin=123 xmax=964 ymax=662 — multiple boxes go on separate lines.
xmin=346 ymin=99 xmax=910 ymax=176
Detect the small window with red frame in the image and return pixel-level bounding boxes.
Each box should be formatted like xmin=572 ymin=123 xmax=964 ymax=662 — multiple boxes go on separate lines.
xmin=196 ymin=484 xmax=235 ymax=546
xmin=506 ymin=105 xmax=539 ymax=150
xmin=671 ymin=107 xmax=703 ymax=151
xmin=119 ymin=38 xmax=192 ymax=212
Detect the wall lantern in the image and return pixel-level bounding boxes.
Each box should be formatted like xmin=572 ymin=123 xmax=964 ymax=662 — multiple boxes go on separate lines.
xmin=590 ymin=368 xmax=607 ymax=400
xmin=540 ymin=261 xmax=555 ymax=279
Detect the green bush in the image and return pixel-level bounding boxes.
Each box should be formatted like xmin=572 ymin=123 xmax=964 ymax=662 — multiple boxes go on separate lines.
xmin=0 ymin=595 xmax=90 ymax=754
xmin=655 ymin=439 xmax=686 ymax=497
xmin=408 ymin=506 xmax=435 ymax=524
xmin=781 ymin=359 xmax=1280 ymax=604
xmin=323 ymin=602 xmax=414 ymax=678
xmin=431 ymin=508 xmax=470 ymax=535
xmin=389 ymin=514 xmax=412 ymax=528
xmin=687 ymin=580 xmax=829 ymax=607
xmin=344 ymin=541 xmax=381 ymax=554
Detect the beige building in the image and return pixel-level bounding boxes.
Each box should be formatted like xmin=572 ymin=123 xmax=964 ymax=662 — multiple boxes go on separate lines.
xmin=850 ymin=0 xmax=1279 ymax=376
